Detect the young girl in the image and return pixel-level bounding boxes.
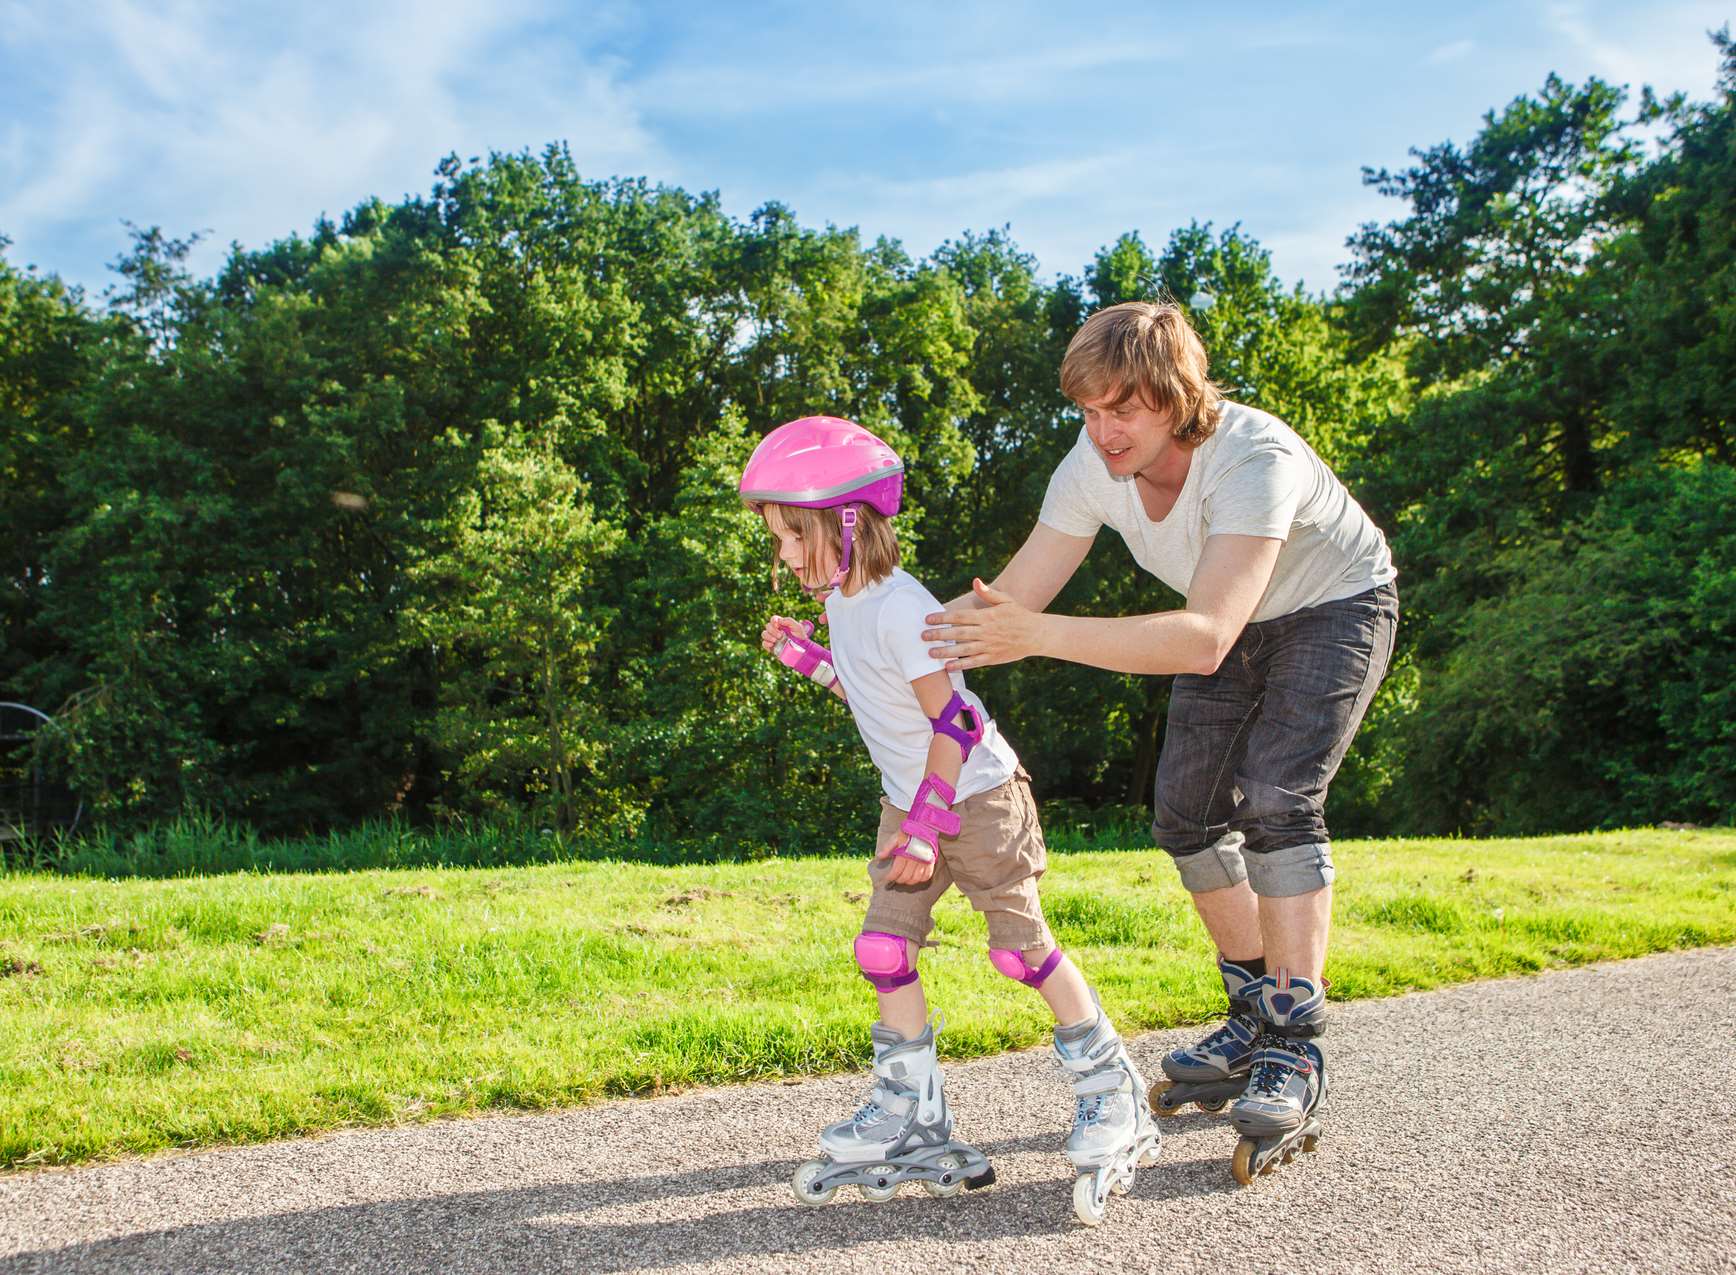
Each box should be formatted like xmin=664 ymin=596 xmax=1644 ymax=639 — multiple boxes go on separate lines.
xmin=738 ymin=415 xmax=1160 ymax=1225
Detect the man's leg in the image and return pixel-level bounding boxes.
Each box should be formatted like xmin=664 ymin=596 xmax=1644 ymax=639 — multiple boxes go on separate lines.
xmin=1149 ymin=652 xmax=1272 ymax=1107
xmin=1228 ymin=587 xmax=1397 ymax=1142
xmin=1256 ymin=886 xmax=1332 ymax=983
xmin=1151 ymin=652 xmax=1264 ymax=960
xmin=1234 ymin=585 xmax=1397 ymax=975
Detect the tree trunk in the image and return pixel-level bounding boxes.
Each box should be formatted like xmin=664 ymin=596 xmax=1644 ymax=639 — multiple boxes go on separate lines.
xmin=1125 ymin=686 xmax=1167 ymax=808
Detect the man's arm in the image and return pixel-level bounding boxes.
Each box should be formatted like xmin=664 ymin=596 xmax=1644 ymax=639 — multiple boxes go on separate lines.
xmin=937 ymin=522 xmax=1095 ymax=613
xmin=929 ymin=534 xmax=1283 ymax=675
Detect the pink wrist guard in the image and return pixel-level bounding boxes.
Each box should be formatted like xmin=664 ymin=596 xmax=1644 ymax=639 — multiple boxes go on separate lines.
xmin=900 ymin=773 xmax=960 ymax=846
xmin=893 ymin=835 xmax=936 ymax=864
xmin=773 ymin=628 xmax=839 ymax=690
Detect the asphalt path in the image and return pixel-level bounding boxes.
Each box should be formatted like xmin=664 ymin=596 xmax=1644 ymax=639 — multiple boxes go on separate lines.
xmin=4 ymin=948 xmax=1733 ymax=1274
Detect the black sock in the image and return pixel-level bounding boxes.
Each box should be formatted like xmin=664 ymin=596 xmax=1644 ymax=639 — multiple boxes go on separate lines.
xmin=1226 ymin=955 xmax=1266 ymax=980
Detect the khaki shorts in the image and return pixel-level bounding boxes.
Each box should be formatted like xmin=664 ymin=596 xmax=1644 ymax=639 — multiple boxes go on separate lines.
xmin=862 ymin=770 xmax=1052 ymax=953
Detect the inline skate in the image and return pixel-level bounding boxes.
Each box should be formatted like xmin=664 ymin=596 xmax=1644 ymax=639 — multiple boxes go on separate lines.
xmin=1228 ymin=971 xmax=1327 ymax=1185
xmin=1053 ymin=995 xmax=1162 ymax=1226
xmin=791 ymin=1020 xmax=995 ymax=1206
xmin=1148 ymin=957 xmax=1262 ymax=1117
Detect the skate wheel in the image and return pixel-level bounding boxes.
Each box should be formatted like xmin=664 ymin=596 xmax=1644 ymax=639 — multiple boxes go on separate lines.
xmin=859 ymin=1165 xmax=900 ymax=1202
xmin=1072 ymin=1174 xmax=1107 ymax=1227
xmin=792 ymin=1159 xmax=837 ymax=1207
xmin=1301 ymin=1133 xmax=1320 ymax=1153
xmin=922 ymin=1152 xmax=967 ymax=1199
xmin=1147 ymin=1079 xmax=1182 ymax=1117
xmin=1196 ymin=1098 xmax=1228 ymax=1114
xmin=1231 ymin=1138 xmax=1257 ymax=1187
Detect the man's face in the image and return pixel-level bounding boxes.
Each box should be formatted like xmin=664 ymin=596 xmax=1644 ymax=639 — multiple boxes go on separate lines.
xmin=1078 ymin=392 xmax=1174 ymax=478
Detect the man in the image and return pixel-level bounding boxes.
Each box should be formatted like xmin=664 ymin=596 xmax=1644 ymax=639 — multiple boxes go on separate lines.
xmin=924 ymin=300 xmax=1396 ymax=1160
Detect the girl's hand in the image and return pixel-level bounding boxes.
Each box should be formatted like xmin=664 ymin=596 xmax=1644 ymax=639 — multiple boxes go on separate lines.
xmin=876 ymin=832 xmax=937 ymax=886
xmin=922 ymin=578 xmax=1044 ymax=670
xmin=761 ymin=614 xmax=809 ymax=653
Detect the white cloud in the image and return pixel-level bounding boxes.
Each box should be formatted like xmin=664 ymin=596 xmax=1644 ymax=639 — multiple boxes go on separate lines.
xmin=0 ymin=0 xmax=661 ymax=287
xmin=631 ymin=38 xmax=1180 ymax=118
xmin=1546 ymin=1 xmax=1728 ymax=96
xmin=1426 ymin=39 xmax=1476 ymax=65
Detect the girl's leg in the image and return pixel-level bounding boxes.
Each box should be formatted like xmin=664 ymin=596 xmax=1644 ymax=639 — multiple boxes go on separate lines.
xmin=1025 ymin=948 xmax=1093 ymax=1026
xmin=875 ymin=980 xmax=930 ymax=1040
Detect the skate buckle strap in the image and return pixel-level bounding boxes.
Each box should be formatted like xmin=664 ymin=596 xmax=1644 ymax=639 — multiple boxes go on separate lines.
xmin=1249 ymin=1045 xmax=1313 ymax=1077
xmin=863 ymin=1085 xmax=913 ymax=1119
xmin=1067 ymin=1067 xmax=1128 ymax=1097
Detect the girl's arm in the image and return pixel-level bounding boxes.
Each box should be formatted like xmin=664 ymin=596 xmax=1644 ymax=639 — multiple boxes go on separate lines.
xmin=762 ymin=614 xmax=847 ymax=701
xmin=876 ymin=670 xmax=967 ymax=886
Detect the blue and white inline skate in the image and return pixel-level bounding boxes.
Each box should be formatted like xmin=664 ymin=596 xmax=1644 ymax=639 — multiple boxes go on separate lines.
xmin=1148 ymin=957 xmax=1262 ymax=1118
xmin=1228 ymin=972 xmax=1327 ymax=1185
xmin=1053 ymin=995 xmax=1162 ymax=1226
xmin=791 ymin=1020 xmax=995 ymax=1206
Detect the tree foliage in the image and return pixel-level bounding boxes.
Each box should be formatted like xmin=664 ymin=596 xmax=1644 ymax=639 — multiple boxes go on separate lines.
xmin=3 ymin=42 xmax=1734 ymax=855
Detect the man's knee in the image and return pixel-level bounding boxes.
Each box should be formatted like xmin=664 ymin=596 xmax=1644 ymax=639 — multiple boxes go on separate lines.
xmin=1162 ymin=830 xmax=1249 ymax=894
xmin=1241 ymin=841 xmax=1335 ymax=897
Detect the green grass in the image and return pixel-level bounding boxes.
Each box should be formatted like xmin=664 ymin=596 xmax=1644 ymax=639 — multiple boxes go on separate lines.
xmin=1 ymin=827 xmax=1731 ymax=1170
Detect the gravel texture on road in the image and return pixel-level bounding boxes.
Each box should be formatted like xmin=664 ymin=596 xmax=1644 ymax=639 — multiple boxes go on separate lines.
xmin=4 ymin=947 xmax=1733 ymax=1275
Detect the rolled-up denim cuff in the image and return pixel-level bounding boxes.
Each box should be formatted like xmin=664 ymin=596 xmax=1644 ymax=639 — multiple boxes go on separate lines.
xmin=1243 ymin=841 xmax=1335 ymax=898
xmin=1168 ymin=831 xmax=1249 ymax=894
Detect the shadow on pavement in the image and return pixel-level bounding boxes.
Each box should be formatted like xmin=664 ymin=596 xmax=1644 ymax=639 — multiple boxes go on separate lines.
xmin=1 ymin=1136 xmax=1235 ymax=1273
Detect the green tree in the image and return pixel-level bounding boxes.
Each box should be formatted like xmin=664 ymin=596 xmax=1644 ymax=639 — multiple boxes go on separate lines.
xmin=407 ymin=426 xmax=620 ymax=830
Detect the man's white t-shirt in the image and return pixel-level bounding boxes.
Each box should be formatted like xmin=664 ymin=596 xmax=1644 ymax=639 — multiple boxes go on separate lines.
xmin=824 ymin=568 xmax=1019 ymax=810
xmin=1038 ymin=401 xmax=1395 ymax=621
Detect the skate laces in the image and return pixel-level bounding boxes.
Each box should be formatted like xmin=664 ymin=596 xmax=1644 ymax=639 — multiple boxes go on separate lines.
xmin=1075 ymin=1091 xmax=1108 ymax=1128
xmin=1247 ymin=1038 xmax=1308 ymax=1098
xmin=848 ymin=1098 xmax=886 ymax=1128
xmin=1193 ymin=1014 xmax=1254 ymax=1059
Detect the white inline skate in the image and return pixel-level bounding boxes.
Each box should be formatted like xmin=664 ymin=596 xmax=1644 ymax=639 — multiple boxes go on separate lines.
xmin=791 ymin=1020 xmax=995 ymax=1206
xmin=1053 ymin=995 xmax=1161 ymax=1226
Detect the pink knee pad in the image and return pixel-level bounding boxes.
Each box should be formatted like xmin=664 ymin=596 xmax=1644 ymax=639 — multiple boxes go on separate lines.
xmin=855 ymin=931 xmax=919 ymax=991
xmin=990 ymin=946 xmax=1064 ymax=988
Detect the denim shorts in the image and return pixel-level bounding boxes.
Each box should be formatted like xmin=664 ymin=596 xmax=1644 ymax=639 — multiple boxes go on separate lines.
xmin=1151 ymin=583 xmax=1398 ymax=898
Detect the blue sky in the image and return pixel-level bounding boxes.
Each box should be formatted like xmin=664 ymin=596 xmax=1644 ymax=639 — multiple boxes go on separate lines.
xmin=1 ymin=1 xmax=1728 ymax=298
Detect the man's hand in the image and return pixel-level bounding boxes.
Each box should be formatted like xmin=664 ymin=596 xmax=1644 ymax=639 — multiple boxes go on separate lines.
xmin=876 ymin=831 xmax=937 ymax=886
xmin=922 ymin=578 xmax=1046 ymax=670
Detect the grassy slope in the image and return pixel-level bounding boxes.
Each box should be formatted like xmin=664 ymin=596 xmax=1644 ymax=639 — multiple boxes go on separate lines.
xmin=1 ymin=827 xmax=1731 ymax=1168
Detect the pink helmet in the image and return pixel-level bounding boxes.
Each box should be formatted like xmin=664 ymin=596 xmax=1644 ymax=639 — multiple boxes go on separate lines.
xmin=739 ymin=416 xmax=904 ymax=593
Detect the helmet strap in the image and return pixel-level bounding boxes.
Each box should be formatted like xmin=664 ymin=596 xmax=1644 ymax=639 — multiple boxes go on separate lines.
xmin=815 ymin=505 xmax=859 ymax=595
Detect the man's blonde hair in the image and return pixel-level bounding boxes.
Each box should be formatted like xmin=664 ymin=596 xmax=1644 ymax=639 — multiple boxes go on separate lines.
xmin=762 ymin=502 xmax=899 ymax=593
xmin=1059 ymin=301 xmax=1224 ymax=448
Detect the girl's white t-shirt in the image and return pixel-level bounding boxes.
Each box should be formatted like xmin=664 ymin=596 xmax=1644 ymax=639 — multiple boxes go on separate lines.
xmin=1038 ymin=400 xmax=1395 ymax=621
xmin=824 ymin=568 xmax=1019 ymax=810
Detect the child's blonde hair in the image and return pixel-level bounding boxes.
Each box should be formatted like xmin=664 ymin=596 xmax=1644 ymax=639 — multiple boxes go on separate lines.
xmin=762 ymin=502 xmax=899 ymax=593
xmin=1059 ymin=300 xmax=1224 ymax=449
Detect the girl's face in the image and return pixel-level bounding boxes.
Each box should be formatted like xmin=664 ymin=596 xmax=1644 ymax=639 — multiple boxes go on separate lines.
xmin=766 ymin=508 xmax=840 ymax=592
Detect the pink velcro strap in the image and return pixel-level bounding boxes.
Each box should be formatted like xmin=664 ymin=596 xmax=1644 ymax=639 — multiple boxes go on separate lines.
xmin=900 ymin=773 xmax=960 ymax=843
xmin=774 ymin=633 xmax=836 ymax=685
xmin=930 ymin=691 xmax=985 ymax=763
